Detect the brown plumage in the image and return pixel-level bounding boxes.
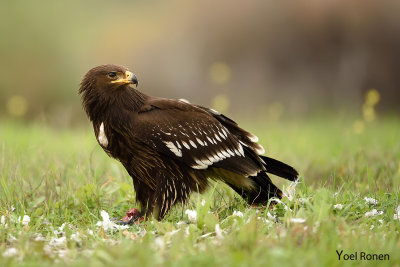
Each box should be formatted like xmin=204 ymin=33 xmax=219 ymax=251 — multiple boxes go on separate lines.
xmin=79 ymin=64 xmax=298 ymax=222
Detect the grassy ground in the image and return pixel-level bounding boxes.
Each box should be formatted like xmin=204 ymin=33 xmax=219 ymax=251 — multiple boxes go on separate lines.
xmin=0 ymin=115 xmax=399 ymax=266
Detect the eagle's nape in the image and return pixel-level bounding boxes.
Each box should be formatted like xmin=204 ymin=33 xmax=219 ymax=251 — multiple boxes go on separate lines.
xmin=78 ymin=64 xmax=299 ymax=223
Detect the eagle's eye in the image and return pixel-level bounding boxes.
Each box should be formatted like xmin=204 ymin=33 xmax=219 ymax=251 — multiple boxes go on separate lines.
xmin=108 ymin=72 xmax=117 ymax=78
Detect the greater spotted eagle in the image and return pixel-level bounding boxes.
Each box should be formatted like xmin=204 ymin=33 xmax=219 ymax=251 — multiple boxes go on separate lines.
xmin=79 ymin=64 xmax=298 ymax=223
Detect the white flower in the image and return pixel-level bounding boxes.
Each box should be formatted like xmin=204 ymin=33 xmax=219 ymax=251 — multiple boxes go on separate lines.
xmin=2 ymin=247 xmax=18 ymax=257
xmin=282 ymin=179 xmax=300 ymax=201
xmin=70 ymin=233 xmax=81 ymax=243
xmin=44 ymin=236 xmax=68 ymax=258
xmin=201 ymin=199 xmax=206 ymax=206
xmin=298 ymin=197 xmax=310 ymax=204
xmin=258 ymin=217 xmax=273 ymax=226
xmin=8 ymin=234 xmax=17 ymax=241
xmin=1 ymin=215 xmax=5 ymax=225
xmin=33 ymin=233 xmax=46 ymax=241
xmin=394 ymin=205 xmax=400 ymax=221
xmin=165 ymin=229 xmax=180 ymax=238
xmin=365 ymin=209 xmax=383 ymax=217
xmin=364 ymin=197 xmax=378 ymax=205
xmin=96 ymin=210 xmax=128 ymax=231
xmin=54 ymin=223 xmax=66 ymax=236
xmin=313 ymin=221 xmax=320 ymax=233
xmin=215 ymin=224 xmax=223 ymax=239
xmin=290 ymin=218 xmax=306 ymax=223
xmin=58 ymin=249 xmax=69 ymax=259
xmin=267 ymin=212 xmax=276 ymax=221
xmin=87 ymin=229 xmax=94 ymax=236
xmin=185 ymin=226 xmax=190 ymax=237
xmin=185 ymin=209 xmax=197 ymax=223
xmin=334 ymin=204 xmax=343 ymax=210
xmin=176 ymin=221 xmax=185 ymax=226
xmin=232 ymin=211 xmax=244 ymax=218
xmin=370 ymin=225 xmax=375 ymax=230
xmin=21 ymin=215 xmax=30 ymax=226
xmin=270 ymin=198 xmax=291 ymax=211
xmin=153 ymin=237 xmax=165 ymax=250
xmin=48 ymin=236 xmax=67 ymax=247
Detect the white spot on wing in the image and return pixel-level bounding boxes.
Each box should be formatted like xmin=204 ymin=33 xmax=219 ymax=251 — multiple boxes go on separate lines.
xmin=216 ymin=151 xmax=226 ymax=159
xmin=98 ymin=122 xmax=108 ymax=147
xmin=202 ymin=158 xmax=213 ymax=165
xmin=192 ymin=159 xmax=208 ymax=169
xmin=164 ymin=141 xmax=182 ymax=157
xmin=210 ymin=108 xmax=220 ymax=115
xmin=179 ymin=98 xmax=190 ymax=104
xmin=255 ymin=144 xmax=265 ymax=155
xmin=206 ymin=136 xmax=213 ymax=144
xmin=239 ymin=140 xmax=248 ymax=147
xmin=176 ymin=141 xmax=182 ymax=149
xmin=221 ymin=127 xmax=228 ymax=138
xmin=248 ymin=133 xmax=259 ymax=143
xmin=161 ymin=130 xmax=172 ymax=135
xmin=182 ymin=141 xmax=190 ymax=150
xmin=238 ymin=144 xmax=245 ymax=157
xmin=189 ymin=140 xmax=197 ymax=148
xmin=227 ymin=149 xmax=235 ymax=156
xmin=221 ymin=150 xmax=231 ymax=158
xmin=196 ymin=137 xmax=205 ymax=146
xmin=210 ymin=154 xmax=221 ymax=163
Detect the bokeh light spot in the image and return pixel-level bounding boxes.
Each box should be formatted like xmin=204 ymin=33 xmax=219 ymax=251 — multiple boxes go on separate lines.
xmin=362 ymin=105 xmax=376 ymax=122
xmin=365 ymin=88 xmax=380 ymax=107
xmin=7 ymin=95 xmax=28 ymax=117
xmin=212 ymin=94 xmax=230 ymax=114
xmin=208 ymin=62 xmax=232 ymax=85
xmin=353 ymin=120 xmax=365 ymax=134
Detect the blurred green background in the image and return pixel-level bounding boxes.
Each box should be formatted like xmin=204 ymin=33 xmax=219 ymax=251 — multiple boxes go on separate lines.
xmin=1 ymin=0 xmax=400 ymax=126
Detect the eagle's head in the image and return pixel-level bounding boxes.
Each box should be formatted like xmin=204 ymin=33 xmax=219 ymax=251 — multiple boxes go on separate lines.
xmin=79 ymin=64 xmax=138 ymax=96
xmin=79 ymin=64 xmax=140 ymax=120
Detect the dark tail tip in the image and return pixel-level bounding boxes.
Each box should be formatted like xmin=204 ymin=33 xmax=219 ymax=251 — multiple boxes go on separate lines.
xmin=260 ymin=156 xmax=299 ymax=181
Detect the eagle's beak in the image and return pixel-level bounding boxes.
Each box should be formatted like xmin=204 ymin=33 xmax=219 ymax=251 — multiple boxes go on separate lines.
xmin=126 ymin=71 xmax=139 ymax=87
xmin=111 ymin=71 xmax=139 ymax=87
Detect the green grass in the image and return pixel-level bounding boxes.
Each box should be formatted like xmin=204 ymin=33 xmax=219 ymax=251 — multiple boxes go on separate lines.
xmin=0 ymin=115 xmax=399 ymax=266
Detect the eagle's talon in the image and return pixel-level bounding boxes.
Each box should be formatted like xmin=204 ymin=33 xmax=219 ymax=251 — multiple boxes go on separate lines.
xmin=113 ymin=208 xmax=144 ymax=225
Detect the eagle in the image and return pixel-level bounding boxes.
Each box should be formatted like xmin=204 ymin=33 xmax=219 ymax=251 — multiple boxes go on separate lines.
xmin=79 ymin=64 xmax=298 ymax=223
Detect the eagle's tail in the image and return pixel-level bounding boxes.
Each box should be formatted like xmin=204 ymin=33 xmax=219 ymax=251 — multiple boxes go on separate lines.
xmin=260 ymin=156 xmax=299 ymax=181
xmin=228 ymin=172 xmax=282 ymax=205
xmin=228 ymin=157 xmax=298 ymax=205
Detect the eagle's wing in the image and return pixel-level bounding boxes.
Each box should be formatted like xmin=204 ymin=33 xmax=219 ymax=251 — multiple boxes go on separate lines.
xmin=131 ymin=98 xmax=266 ymax=176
